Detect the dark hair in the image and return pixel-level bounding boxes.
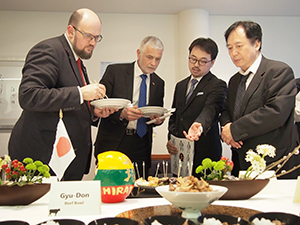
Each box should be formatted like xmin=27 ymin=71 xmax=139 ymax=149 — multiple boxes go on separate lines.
xmin=224 ymin=21 xmax=262 ymax=51
xmin=188 ymin=37 xmax=218 ymax=60
xmin=68 ymin=10 xmax=83 ymax=27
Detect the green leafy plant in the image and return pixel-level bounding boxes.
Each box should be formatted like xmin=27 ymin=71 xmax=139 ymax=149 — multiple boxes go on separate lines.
xmin=0 ymin=155 xmax=51 ymax=186
xmin=195 ymin=156 xmax=234 ymax=180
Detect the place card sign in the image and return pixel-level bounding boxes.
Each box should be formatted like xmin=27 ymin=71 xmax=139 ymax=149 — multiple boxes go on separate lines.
xmin=48 ymin=180 xmax=101 ymax=217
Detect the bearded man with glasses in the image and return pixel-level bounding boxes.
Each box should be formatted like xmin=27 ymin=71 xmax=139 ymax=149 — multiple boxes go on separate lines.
xmin=8 ymin=8 xmax=113 ymax=181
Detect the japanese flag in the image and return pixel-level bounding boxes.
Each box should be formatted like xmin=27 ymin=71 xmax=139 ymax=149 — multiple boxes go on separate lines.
xmin=49 ymin=111 xmax=75 ymax=181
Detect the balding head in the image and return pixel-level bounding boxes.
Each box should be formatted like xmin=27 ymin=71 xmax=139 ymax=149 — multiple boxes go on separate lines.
xmin=66 ymin=8 xmax=102 ymax=59
xmin=68 ymin=8 xmax=101 ymax=28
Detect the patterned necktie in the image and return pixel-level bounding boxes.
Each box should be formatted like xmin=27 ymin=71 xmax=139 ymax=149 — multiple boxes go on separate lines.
xmin=136 ymin=74 xmax=147 ymax=138
xmin=233 ymin=73 xmax=250 ymax=121
xmin=76 ymin=59 xmax=86 ymax=85
xmin=76 ymin=59 xmax=91 ymax=111
xmin=185 ymin=78 xmax=198 ymax=104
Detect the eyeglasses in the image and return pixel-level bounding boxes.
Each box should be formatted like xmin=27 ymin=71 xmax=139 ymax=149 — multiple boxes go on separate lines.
xmin=72 ymin=25 xmax=103 ymax=43
xmin=188 ymin=57 xmax=212 ymax=66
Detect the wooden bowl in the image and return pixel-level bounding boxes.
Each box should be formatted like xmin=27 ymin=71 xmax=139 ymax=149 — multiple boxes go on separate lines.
xmin=207 ymin=179 xmax=269 ymax=200
xmin=0 ymin=183 xmax=50 ymax=206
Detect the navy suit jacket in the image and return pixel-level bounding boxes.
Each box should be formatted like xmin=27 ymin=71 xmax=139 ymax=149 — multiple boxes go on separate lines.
xmin=94 ymin=62 xmax=165 ymax=165
xmin=168 ymin=72 xmax=227 ymax=174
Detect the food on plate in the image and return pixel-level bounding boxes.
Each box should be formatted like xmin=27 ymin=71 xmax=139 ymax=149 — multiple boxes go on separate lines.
xmin=169 ymin=175 xmax=213 ymax=192
xmin=252 ymin=218 xmax=286 ymax=225
xmin=41 ymin=221 xmax=60 ymax=225
xmin=135 ymin=176 xmax=177 ymax=187
xmin=201 ymin=217 xmax=225 ymax=225
xmin=151 ymin=219 xmax=189 ymax=225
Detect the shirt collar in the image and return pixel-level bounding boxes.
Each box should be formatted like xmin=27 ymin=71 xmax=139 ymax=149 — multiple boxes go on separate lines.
xmin=190 ymin=75 xmax=202 ymax=83
xmin=239 ymin=53 xmax=262 ymax=75
xmin=134 ymin=61 xmax=149 ymax=78
xmin=64 ymin=33 xmax=80 ymax=61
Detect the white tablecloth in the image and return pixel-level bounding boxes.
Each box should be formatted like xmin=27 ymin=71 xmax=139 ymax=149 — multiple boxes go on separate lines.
xmin=0 ymin=179 xmax=299 ymax=225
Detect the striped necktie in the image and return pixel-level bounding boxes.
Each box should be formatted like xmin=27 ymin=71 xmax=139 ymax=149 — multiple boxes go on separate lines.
xmin=185 ymin=78 xmax=198 ymax=104
xmin=233 ymin=73 xmax=250 ymax=121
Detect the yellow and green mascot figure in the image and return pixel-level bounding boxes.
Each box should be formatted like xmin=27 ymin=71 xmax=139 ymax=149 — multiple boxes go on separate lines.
xmin=94 ymin=151 xmax=135 ymax=203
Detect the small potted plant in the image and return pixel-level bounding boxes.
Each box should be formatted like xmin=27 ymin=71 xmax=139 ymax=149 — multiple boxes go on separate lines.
xmin=0 ymin=155 xmax=51 ymax=205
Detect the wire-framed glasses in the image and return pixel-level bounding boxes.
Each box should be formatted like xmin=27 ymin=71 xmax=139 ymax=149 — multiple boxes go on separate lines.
xmin=188 ymin=57 xmax=212 ymax=66
xmin=72 ymin=25 xmax=103 ymax=43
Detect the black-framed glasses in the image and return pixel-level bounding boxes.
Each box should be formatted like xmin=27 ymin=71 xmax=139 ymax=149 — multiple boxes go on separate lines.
xmin=188 ymin=57 xmax=212 ymax=66
xmin=72 ymin=25 xmax=103 ymax=43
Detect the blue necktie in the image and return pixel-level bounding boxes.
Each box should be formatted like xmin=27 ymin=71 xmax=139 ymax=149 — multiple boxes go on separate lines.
xmin=136 ymin=74 xmax=147 ymax=138
xmin=185 ymin=78 xmax=198 ymax=104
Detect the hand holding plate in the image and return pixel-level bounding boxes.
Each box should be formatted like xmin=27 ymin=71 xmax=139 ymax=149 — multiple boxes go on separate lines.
xmin=149 ymin=114 xmax=165 ymax=125
xmin=120 ymin=106 xmax=143 ymax=121
xmin=94 ymin=107 xmax=118 ymax=118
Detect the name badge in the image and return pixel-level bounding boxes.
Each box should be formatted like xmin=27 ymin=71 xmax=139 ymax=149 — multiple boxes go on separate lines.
xmin=48 ymin=180 xmax=101 ymax=217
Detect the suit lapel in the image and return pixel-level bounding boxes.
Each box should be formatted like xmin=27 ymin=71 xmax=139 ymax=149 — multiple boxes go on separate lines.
xmin=240 ymin=57 xmax=266 ymax=115
xmin=126 ymin=62 xmax=134 ymax=101
xmin=184 ymin=73 xmax=212 ymax=108
xmin=60 ymin=35 xmax=85 ymax=87
xmin=149 ymin=73 xmax=158 ymax=105
xmin=60 ymin=35 xmax=91 ymax=115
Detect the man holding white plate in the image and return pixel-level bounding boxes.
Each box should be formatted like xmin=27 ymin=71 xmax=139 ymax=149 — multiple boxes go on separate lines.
xmin=94 ymin=36 xmax=165 ymax=178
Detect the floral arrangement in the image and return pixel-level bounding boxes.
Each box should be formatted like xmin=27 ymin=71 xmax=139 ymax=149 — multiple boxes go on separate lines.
xmin=195 ymin=156 xmax=234 ymax=180
xmin=0 ymin=155 xmax=51 ymax=186
xmin=244 ymin=144 xmax=276 ymax=178
xmin=248 ymin=144 xmax=300 ymax=179
xmin=195 ymin=144 xmax=300 ymax=181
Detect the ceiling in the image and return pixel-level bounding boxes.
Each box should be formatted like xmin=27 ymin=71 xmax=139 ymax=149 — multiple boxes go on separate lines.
xmin=1 ymin=0 xmax=300 ymax=16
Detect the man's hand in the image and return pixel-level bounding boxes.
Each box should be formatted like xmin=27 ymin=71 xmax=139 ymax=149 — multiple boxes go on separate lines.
xmin=94 ymin=107 xmax=118 ymax=118
xmin=221 ymin=122 xmax=243 ymax=148
xmin=149 ymin=114 xmax=165 ymax=125
xmin=81 ymin=83 xmax=106 ymax=101
xmin=166 ymin=140 xmax=178 ymax=154
xmin=183 ymin=122 xmax=202 ymax=141
xmin=120 ymin=106 xmax=143 ymax=121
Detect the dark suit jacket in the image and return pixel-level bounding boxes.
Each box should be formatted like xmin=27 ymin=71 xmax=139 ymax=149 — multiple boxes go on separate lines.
xmin=168 ymin=72 xmax=227 ymax=174
xmin=8 ymin=35 xmax=94 ymax=180
xmin=94 ymin=62 xmax=165 ymax=166
xmin=220 ymin=56 xmax=299 ymax=178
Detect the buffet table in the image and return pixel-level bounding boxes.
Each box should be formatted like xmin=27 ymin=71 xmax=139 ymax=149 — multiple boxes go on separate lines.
xmin=0 ymin=179 xmax=299 ymax=224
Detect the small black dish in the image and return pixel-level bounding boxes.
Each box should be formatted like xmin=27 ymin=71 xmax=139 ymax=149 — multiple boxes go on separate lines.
xmin=249 ymin=212 xmax=300 ymax=225
xmin=198 ymin=214 xmax=250 ymax=225
xmin=88 ymin=217 xmax=139 ymax=225
xmin=0 ymin=221 xmax=29 ymax=225
xmin=37 ymin=219 xmax=85 ymax=225
xmin=144 ymin=215 xmax=196 ymax=225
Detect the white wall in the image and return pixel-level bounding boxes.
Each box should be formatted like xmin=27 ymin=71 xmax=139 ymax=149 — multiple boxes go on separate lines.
xmin=209 ymin=16 xmax=300 ymax=82
xmin=1 ymin=11 xmax=300 ymax=179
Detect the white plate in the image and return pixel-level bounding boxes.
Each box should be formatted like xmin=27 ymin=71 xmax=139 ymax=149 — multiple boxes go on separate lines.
xmin=138 ymin=106 xmax=169 ymax=118
xmin=91 ymin=98 xmax=131 ymax=109
xmin=135 ymin=181 xmax=158 ymax=190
